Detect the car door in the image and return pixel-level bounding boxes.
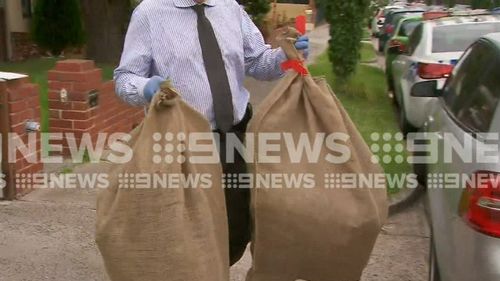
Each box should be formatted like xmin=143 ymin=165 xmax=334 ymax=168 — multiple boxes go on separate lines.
xmin=424 ymin=40 xmax=500 ymax=281
xmin=392 ymin=23 xmax=423 ymax=106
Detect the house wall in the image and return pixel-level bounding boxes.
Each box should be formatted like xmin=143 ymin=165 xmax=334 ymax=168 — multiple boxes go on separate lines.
xmin=5 ymin=0 xmax=30 ymax=33
xmin=4 ymin=0 xmax=39 ymax=61
xmin=267 ymin=3 xmax=311 ymax=23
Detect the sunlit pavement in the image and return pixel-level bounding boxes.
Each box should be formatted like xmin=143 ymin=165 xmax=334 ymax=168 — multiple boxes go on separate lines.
xmin=229 ymin=201 xmax=430 ymax=281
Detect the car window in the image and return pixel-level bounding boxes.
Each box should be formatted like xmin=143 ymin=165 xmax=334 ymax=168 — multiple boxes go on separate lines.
xmin=432 ymin=22 xmax=500 ymax=53
xmin=385 ymin=12 xmax=395 ymax=26
xmin=391 ymin=12 xmax=423 ymax=25
xmin=392 ymin=14 xmax=405 ymax=25
xmin=442 ymin=41 xmax=500 ymax=132
xmin=399 ymin=20 xmax=420 ymax=37
xmin=407 ymin=23 xmax=423 ymax=55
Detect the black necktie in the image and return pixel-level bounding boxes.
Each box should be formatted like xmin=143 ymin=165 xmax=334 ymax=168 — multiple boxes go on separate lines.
xmin=193 ymin=4 xmax=234 ymax=132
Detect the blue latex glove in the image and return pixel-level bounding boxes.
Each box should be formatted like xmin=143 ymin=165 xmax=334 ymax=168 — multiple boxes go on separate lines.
xmin=143 ymin=76 xmax=165 ymax=102
xmin=295 ymin=35 xmax=310 ymax=59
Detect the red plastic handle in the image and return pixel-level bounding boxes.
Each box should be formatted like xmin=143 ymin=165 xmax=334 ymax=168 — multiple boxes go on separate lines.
xmin=296 ymin=15 xmax=306 ymax=35
xmin=281 ymin=60 xmax=308 ymax=76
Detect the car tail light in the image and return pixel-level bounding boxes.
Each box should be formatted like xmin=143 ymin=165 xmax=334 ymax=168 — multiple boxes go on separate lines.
xmin=386 ymin=24 xmax=394 ymax=34
xmin=460 ymin=171 xmax=500 ymax=238
xmin=389 ymin=39 xmax=407 ymax=53
xmin=417 ymin=63 xmax=453 ymax=79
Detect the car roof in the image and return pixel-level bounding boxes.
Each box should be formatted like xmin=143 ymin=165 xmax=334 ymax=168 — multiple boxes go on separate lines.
xmin=384 ymin=5 xmax=405 ymax=10
xmin=428 ymin=14 xmax=500 ymax=27
xmin=482 ymin=32 xmax=500 ymax=49
xmin=389 ymin=8 xmax=425 ymax=15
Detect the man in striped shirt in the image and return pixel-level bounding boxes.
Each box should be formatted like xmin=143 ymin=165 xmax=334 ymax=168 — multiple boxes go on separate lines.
xmin=114 ymin=0 xmax=309 ymax=265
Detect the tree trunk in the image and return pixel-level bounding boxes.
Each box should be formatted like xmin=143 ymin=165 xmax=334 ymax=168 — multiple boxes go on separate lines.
xmin=80 ymin=0 xmax=131 ymax=63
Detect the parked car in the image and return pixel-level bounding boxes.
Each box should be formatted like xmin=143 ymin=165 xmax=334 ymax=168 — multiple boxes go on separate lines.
xmin=391 ymin=13 xmax=500 ymax=134
xmin=372 ymin=5 xmax=404 ymax=37
xmin=379 ymin=8 xmax=425 ymax=52
xmin=385 ymin=15 xmax=422 ymax=90
xmin=386 ymin=11 xmax=449 ymax=91
xmin=411 ymin=32 xmax=500 ymax=281
xmin=390 ymin=0 xmax=407 ymax=5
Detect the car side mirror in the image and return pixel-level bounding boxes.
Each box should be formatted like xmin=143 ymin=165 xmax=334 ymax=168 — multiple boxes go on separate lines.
xmin=411 ymin=80 xmax=442 ymax=97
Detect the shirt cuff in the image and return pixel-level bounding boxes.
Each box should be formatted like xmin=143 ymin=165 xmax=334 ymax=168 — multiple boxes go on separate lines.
xmin=276 ymin=48 xmax=288 ymax=77
xmin=277 ymin=48 xmax=288 ymax=63
xmin=136 ymin=76 xmax=151 ymax=103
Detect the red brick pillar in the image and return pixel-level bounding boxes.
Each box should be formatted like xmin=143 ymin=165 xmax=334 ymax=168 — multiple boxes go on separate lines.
xmin=47 ymin=60 xmax=102 ymax=155
xmin=0 ymin=76 xmax=43 ymax=199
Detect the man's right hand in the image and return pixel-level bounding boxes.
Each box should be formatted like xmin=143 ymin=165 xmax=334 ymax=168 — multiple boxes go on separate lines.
xmin=143 ymin=76 xmax=166 ymax=102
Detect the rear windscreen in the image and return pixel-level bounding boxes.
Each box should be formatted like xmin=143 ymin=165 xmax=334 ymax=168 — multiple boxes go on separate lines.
xmin=390 ymin=11 xmax=424 ymax=25
xmin=432 ymin=22 xmax=500 ymax=52
xmin=399 ymin=21 xmax=420 ymax=36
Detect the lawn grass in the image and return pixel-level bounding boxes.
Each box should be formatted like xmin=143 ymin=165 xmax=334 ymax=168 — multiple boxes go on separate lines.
xmin=309 ymin=53 xmax=411 ymax=194
xmin=2 ymin=57 xmax=59 ymax=132
xmin=2 ymin=58 xmax=115 ymax=132
xmin=360 ymin=42 xmax=377 ymax=63
xmin=362 ymin=29 xmax=371 ymax=41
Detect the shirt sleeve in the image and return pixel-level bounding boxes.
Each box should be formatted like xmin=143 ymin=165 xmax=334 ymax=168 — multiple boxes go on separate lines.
xmin=114 ymin=7 xmax=152 ymax=107
xmin=240 ymin=7 xmax=287 ymax=81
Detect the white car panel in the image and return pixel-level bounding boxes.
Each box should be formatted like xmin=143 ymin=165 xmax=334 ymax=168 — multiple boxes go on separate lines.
xmin=393 ymin=15 xmax=500 ymax=130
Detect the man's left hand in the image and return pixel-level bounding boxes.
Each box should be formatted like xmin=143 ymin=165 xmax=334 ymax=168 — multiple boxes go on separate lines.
xmin=295 ymin=35 xmax=310 ymax=59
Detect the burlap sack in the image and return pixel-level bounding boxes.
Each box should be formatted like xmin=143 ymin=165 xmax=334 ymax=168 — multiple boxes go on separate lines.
xmin=96 ymin=84 xmax=229 ymax=281
xmin=246 ymin=70 xmax=389 ymax=281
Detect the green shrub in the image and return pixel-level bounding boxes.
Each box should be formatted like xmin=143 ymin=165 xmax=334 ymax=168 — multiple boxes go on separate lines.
xmin=446 ymin=0 xmax=457 ymax=8
xmin=240 ymin=0 xmax=271 ymax=27
xmin=471 ymin=0 xmax=500 ymax=9
xmin=321 ymin=0 xmax=371 ymax=83
xmin=32 ymin=0 xmax=85 ymax=56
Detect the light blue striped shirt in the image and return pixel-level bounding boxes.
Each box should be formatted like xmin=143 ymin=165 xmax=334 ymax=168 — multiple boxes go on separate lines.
xmin=114 ymin=0 xmax=287 ymax=127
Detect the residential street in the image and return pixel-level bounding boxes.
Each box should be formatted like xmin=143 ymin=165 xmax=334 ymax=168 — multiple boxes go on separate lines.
xmin=0 ymin=25 xmax=430 ymax=281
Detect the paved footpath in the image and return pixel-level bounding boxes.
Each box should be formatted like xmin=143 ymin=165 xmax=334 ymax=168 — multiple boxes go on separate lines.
xmin=0 ymin=25 xmax=429 ymax=281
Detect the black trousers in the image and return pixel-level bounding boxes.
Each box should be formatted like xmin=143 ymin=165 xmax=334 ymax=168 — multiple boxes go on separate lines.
xmin=216 ymin=105 xmax=252 ymax=266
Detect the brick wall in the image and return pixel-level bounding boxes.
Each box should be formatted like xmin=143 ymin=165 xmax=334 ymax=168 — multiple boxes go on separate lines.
xmin=0 ymin=77 xmax=43 ymax=199
xmin=47 ymin=59 xmax=144 ymax=156
xmin=10 ymin=32 xmax=41 ymax=61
